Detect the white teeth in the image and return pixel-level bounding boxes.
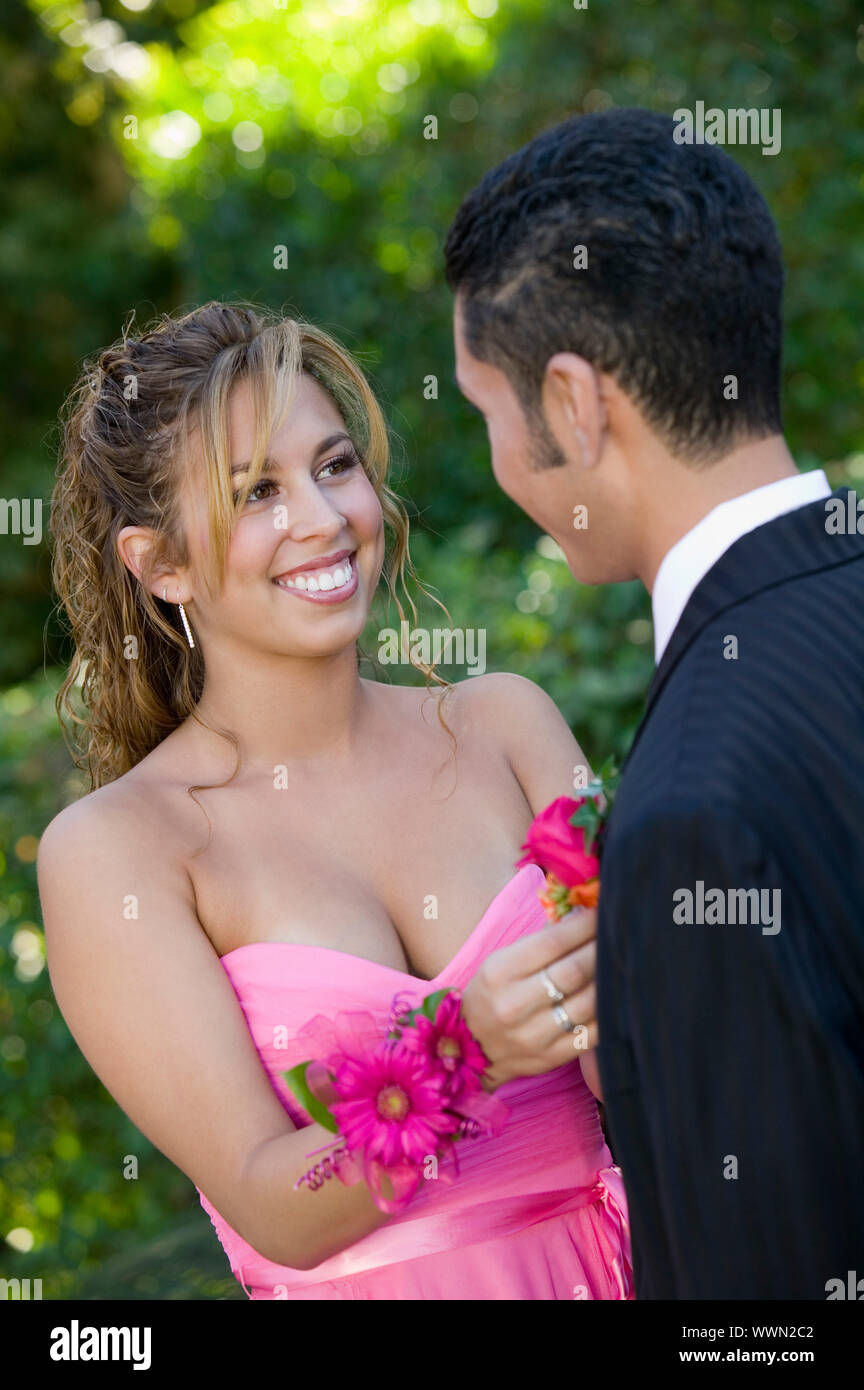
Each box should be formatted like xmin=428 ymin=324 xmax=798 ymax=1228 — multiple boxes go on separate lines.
xmin=275 ymin=553 xmax=355 ymax=593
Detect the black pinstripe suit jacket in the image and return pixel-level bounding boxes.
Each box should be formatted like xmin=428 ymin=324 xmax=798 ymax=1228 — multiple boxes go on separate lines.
xmin=596 ymin=486 xmax=864 ymax=1299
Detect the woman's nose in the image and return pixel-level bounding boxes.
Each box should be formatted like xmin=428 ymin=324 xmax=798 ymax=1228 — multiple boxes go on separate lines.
xmin=277 ymin=477 xmax=345 ymax=540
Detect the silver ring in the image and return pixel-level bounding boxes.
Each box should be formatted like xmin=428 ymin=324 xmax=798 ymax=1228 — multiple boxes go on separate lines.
xmin=552 ymin=1004 xmax=576 ymax=1034
xmin=540 ymin=967 xmax=565 ymax=1003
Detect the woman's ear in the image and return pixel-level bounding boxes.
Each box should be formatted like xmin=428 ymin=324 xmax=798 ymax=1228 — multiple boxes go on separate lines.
xmin=116 ymin=526 xmax=187 ymax=603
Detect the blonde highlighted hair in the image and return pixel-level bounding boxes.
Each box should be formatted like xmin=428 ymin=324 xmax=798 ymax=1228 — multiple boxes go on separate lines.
xmin=50 ymin=299 xmax=451 ymax=793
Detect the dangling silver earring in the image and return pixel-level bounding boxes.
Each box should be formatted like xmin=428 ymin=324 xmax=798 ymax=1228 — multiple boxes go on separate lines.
xmin=178 ymin=600 xmax=195 ymax=649
xmin=162 ymin=586 xmax=195 ymax=649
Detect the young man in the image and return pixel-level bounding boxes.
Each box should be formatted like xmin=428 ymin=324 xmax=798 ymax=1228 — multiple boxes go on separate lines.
xmin=445 ymin=106 xmax=864 ymax=1299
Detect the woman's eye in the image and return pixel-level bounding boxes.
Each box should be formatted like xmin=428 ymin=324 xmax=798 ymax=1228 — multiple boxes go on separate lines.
xmin=233 ymin=451 xmax=360 ymax=504
xmin=233 ymin=479 xmax=278 ymax=506
xmin=318 ymin=451 xmax=360 ymax=480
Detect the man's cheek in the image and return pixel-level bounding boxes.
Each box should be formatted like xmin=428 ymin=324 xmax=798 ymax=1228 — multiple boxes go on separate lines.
xmin=497 ymin=453 xmax=525 ymax=503
xmin=489 ymin=448 xmax=509 ymax=492
xmin=488 ymin=433 xmax=511 ymax=483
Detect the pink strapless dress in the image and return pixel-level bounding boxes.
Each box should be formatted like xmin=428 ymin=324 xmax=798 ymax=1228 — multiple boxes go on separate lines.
xmin=197 ymin=863 xmax=633 ymax=1300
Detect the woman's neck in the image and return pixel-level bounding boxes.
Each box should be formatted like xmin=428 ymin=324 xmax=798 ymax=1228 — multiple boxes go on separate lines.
xmin=191 ymin=643 xmax=369 ymax=774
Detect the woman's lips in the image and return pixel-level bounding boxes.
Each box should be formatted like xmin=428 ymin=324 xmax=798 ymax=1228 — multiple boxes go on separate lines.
xmin=271 ymin=551 xmax=359 ymax=605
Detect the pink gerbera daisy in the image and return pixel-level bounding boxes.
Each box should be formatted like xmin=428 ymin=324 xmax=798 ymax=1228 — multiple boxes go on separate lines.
xmin=330 ymin=1038 xmax=457 ymax=1168
xmin=399 ymin=991 xmax=488 ymax=1101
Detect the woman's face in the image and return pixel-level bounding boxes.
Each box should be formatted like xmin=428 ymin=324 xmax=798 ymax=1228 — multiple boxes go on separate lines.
xmin=182 ymin=371 xmax=386 ymax=660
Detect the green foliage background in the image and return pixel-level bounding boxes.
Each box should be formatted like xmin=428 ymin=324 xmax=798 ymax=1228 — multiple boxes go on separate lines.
xmin=1 ymin=0 xmax=862 ymax=1297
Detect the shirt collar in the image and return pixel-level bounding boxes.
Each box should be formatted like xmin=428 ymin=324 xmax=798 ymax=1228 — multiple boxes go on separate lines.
xmin=651 ymin=469 xmax=832 ymax=665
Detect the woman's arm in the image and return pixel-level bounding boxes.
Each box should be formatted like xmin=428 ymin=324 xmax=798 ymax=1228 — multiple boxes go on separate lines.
xmin=37 ymin=794 xmax=393 ymax=1271
xmin=467 ymin=671 xmax=593 ymax=813
xmin=459 ymin=672 xmax=605 ymax=1102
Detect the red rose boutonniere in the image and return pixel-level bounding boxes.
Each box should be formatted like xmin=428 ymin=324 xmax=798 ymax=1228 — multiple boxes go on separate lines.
xmin=516 ymin=759 xmax=620 ymax=921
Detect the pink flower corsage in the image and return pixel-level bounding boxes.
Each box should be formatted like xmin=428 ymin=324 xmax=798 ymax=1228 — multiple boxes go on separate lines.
xmin=282 ymin=989 xmax=510 ymax=1214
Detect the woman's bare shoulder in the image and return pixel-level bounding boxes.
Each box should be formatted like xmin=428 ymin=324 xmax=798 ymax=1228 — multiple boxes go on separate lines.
xmin=412 ymin=670 xmax=565 ymax=736
xmin=427 ymin=672 xmax=590 ymax=814
xmin=368 ymin=670 xmax=532 ymax=722
xmin=37 ymin=735 xmax=204 ymax=886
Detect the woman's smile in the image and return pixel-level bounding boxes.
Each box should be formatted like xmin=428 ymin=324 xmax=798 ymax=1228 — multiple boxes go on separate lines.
xmin=271 ymin=548 xmax=360 ymax=605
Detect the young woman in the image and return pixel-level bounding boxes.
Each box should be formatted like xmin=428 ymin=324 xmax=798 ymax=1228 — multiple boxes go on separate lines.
xmin=38 ymin=301 xmax=632 ymax=1299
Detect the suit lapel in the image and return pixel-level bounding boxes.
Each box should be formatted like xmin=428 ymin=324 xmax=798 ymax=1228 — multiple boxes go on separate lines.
xmin=621 ymin=486 xmax=863 ymax=773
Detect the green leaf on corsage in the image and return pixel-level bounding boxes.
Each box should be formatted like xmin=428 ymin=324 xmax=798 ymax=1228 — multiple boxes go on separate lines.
xmin=569 ymin=759 xmax=621 ymax=856
xmin=282 ymin=1061 xmax=339 ymax=1133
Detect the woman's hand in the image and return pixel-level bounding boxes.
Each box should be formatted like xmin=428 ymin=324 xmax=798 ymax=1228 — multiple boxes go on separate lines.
xmin=461 ymin=907 xmax=598 ymax=1092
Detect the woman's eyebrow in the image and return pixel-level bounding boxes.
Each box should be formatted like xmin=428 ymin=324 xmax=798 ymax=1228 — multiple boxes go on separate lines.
xmin=230 ymin=432 xmax=353 ymax=477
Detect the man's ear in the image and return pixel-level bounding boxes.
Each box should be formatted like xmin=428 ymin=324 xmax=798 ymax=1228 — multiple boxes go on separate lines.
xmin=542 ymin=353 xmax=607 ymax=468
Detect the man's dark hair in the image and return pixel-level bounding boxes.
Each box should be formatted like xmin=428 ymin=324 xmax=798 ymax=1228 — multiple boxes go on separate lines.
xmin=444 ymin=107 xmax=785 ymax=465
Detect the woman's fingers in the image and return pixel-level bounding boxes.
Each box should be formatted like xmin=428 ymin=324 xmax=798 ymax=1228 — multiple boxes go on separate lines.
xmin=496 ymin=977 xmax=598 ymax=1077
xmin=461 ymin=904 xmax=601 ymax=1086
xmin=503 ymin=1011 xmax=600 ymax=1080
xmin=538 ymin=939 xmax=596 ymax=1001
xmin=539 ymin=982 xmax=597 ymax=1050
xmin=546 ymin=1017 xmax=599 ymax=1069
xmin=500 ymin=907 xmax=597 ymax=980
xmin=515 ymin=973 xmax=595 ymax=1047
xmin=503 ymin=936 xmax=596 ymax=1025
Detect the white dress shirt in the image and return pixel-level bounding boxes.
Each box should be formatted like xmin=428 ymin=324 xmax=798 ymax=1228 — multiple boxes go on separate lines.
xmin=651 ymin=470 xmax=832 ymax=665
